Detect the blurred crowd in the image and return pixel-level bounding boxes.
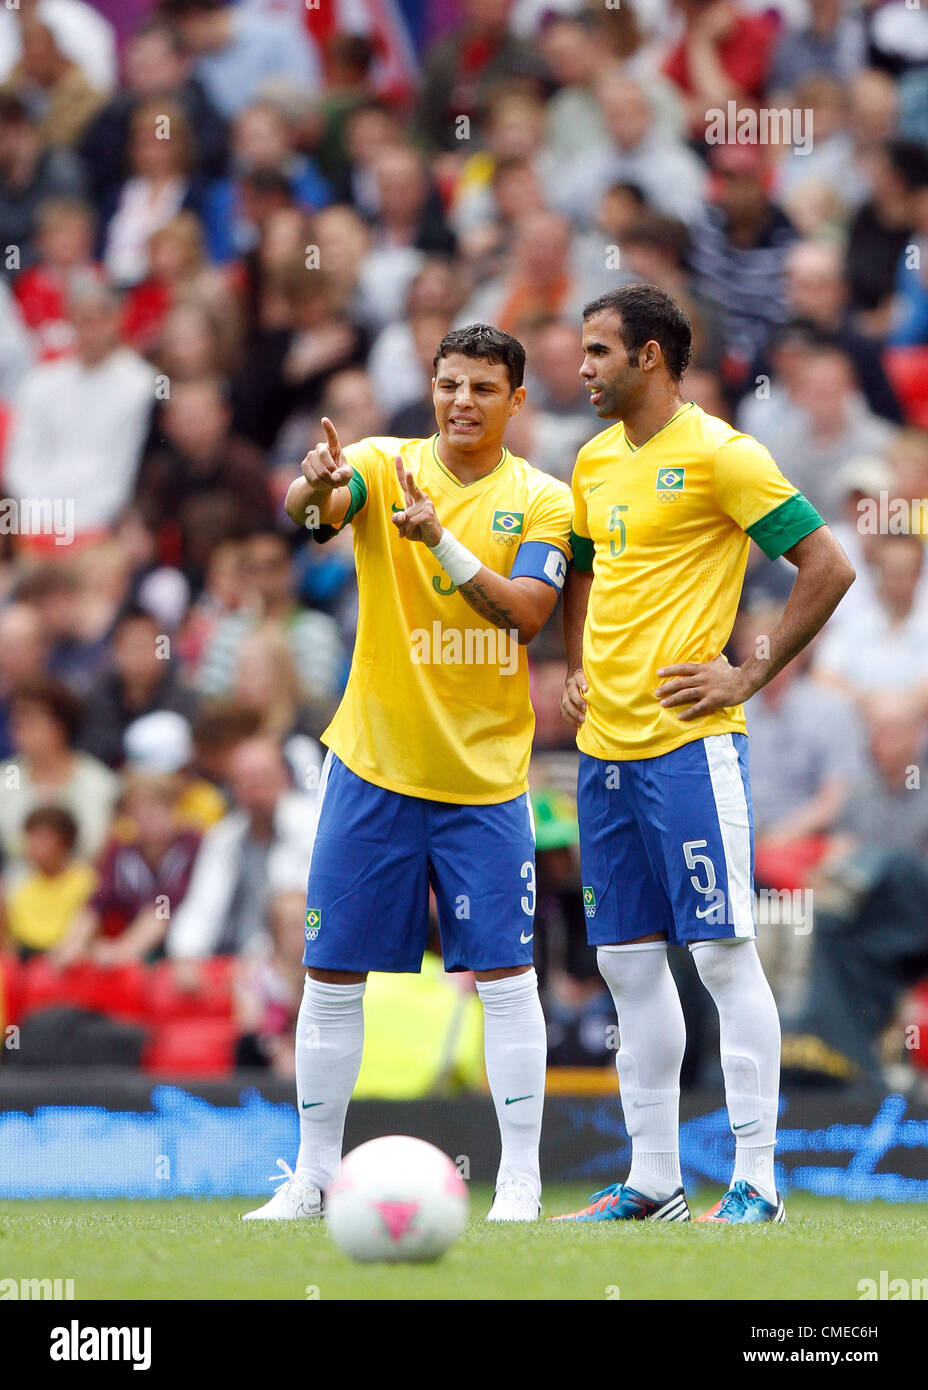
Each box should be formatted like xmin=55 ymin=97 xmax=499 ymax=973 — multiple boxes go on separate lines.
xmin=0 ymin=0 xmax=927 ymax=1093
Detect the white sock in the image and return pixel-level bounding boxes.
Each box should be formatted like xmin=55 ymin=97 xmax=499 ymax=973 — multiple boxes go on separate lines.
xmin=294 ymin=976 xmax=365 ymax=1191
xmin=476 ymin=969 xmax=546 ymax=1197
xmin=689 ymin=939 xmax=780 ymax=1207
xmin=597 ymin=943 xmax=685 ymax=1201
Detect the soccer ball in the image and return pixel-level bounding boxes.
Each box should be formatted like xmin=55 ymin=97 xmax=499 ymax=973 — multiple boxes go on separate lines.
xmin=326 ymin=1135 xmax=469 ymax=1263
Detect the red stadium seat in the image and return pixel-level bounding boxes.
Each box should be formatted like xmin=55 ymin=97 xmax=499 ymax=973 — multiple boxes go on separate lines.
xmin=908 ymin=979 xmax=928 ymax=1074
xmin=141 ymin=1017 xmax=238 ymax=1076
xmin=20 ymin=957 xmax=147 ymax=1022
xmin=0 ymin=954 xmax=25 ymax=1027
xmin=883 ymin=347 xmax=928 ymax=428
xmin=146 ymin=957 xmax=236 ymax=1023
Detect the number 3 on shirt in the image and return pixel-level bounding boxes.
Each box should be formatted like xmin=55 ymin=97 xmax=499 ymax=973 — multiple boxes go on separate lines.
xmin=608 ymin=505 xmax=627 ymax=558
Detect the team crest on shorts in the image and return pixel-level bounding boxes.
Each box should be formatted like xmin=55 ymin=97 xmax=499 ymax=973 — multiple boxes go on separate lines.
xmin=582 ymin=886 xmax=596 ymax=918
xmin=305 ymin=908 xmax=322 ymax=941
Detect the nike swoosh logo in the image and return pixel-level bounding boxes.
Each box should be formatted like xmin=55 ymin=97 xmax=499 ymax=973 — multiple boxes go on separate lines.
xmin=695 ymin=904 xmax=719 ymax=919
xmin=633 ymin=1099 xmax=663 ymax=1108
xmin=505 ymin=1095 xmax=534 ymax=1105
xmin=588 ymin=481 xmax=606 ymax=494
xmin=732 ymin=1120 xmax=758 ymax=1131
xmin=301 ymin=1101 xmax=324 ymax=1109
xmin=520 ymin=930 xmax=534 ymax=944
xmin=391 ymin=502 xmax=403 ymax=512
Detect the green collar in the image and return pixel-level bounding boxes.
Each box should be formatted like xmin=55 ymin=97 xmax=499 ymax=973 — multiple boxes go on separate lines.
xmin=430 ymin=433 xmax=509 ymax=488
xmin=622 ymin=401 xmax=694 ymax=454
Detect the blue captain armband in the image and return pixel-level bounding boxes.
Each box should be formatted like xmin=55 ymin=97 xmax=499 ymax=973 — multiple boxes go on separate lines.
xmin=510 ymin=541 xmax=569 ymax=592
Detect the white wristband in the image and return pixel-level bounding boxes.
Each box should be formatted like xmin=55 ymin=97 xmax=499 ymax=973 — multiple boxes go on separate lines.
xmin=427 ymin=529 xmax=482 ymax=586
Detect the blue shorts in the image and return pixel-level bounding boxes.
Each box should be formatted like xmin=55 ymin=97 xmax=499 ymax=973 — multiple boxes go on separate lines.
xmin=578 ymin=733 xmax=756 ymax=947
xmin=303 ymin=753 xmax=537 ymax=973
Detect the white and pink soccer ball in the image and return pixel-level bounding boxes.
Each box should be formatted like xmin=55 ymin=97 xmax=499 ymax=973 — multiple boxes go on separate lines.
xmin=326 ymin=1136 xmax=469 ymax=1263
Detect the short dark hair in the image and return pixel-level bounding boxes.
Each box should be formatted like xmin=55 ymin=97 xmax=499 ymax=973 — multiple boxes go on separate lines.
xmin=887 ymin=137 xmax=928 ymax=192
xmin=583 ymin=285 xmax=692 ymax=381
xmin=9 ymin=678 xmax=83 ymax=745
xmin=24 ymin=804 xmax=79 ymax=849
xmin=432 ymin=323 xmax=526 ymax=391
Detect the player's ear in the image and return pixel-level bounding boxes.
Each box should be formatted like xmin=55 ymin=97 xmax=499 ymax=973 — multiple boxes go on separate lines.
xmin=641 ymin=340 xmax=663 ymax=373
xmin=509 ymin=386 xmax=527 ymax=416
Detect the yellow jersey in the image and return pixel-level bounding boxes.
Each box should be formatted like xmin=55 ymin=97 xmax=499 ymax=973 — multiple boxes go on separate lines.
xmin=315 ymin=435 xmax=572 ymax=803
xmin=6 ymin=861 xmax=97 ymax=950
xmin=570 ymin=402 xmax=824 ymax=760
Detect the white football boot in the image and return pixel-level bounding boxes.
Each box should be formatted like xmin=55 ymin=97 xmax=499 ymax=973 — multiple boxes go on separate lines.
xmin=242 ymin=1158 xmax=323 ymax=1221
xmin=486 ymin=1176 xmax=541 ymax=1222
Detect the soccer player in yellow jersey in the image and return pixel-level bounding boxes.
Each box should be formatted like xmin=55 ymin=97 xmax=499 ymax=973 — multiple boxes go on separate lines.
xmin=242 ymin=325 xmax=572 ymax=1225
xmin=553 ymin=287 xmax=855 ymax=1226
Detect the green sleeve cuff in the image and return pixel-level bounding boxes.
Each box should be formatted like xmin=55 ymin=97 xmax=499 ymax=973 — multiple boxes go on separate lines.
xmin=570 ymin=529 xmax=594 ymax=571
xmin=311 ymin=469 xmax=367 ymax=545
xmin=745 ymin=492 xmax=824 ymax=560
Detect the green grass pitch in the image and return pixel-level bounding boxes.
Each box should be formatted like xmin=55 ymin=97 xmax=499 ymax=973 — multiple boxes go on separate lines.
xmin=1 ymin=1188 xmax=925 ymax=1300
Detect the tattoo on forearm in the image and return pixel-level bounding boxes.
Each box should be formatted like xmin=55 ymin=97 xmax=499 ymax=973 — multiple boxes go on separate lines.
xmin=459 ymin=579 xmax=520 ymax=631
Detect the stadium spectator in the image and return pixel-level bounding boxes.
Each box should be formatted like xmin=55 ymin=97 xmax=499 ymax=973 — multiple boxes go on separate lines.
xmin=748 ymin=239 xmax=902 ymax=423
xmin=2 ymin=804 xmax=95 ymax=957
xmin=416 ymin=0 xmax=546 ymax=152
xmin=78 ymin=606 xmax=197 ymax=769
xmin=845 ymin=137 xmax=921 ymax=334
xmin=789 ymin=694 xmax=928 ymax=1082
xmin=228 ymin=624 xmax=329 ymax=773
xmin=688 ymin=141 xmax=797 ymax=391
xmin=458 ymin=208 xmax=585 ymax=338
xmin=0 ymin=601 xmax=49 ymax=756
xmin=736 ymin=603 xmax=866 ymax=849
xmin=137 ymin=374 xmax=273 ymax=576
xmin=160 ymin=0 xmax=322 ymax=122
xmin=195 ymin=530 xmax=344 ymax=704
xmin=4 ymin=277 xmax=155 ymax=537
xmin=748 ymin=345 xmax=897 ymax=522
xmin=202 ymin=99 xmax=330 ymax=265
xmin=164 ymin=734 xmax=318 ymax=963
xmin=151 ymin=296 xmax=229 ymax=381
xmin=661 ymin=0 xmax=779 ymax=137
xmin=12 ymin=563 xmax=112 ymax=695
xmin=888 ymin=142 xmax=928 ymax=345
xmin=233 ymin=886 xmax=306 ymax=1074
xmin=52 ymin=770 xmax=200 ymax=967
xmin=521 ymin=317 xmax=596 ymax=481
xmin=120 ymin=211 xmax=236 ymax=356
xmin=0 ymin=12 xmax=104 ymax=151
xmin=767 ymin=0 xmax=866 ymax=94
xmin=366 ymin=257 xmax=460 ymax=421
xmin=77 ymin=18 xmax=227 ymax=221
xmin=0 ymin=0 xmax=116 ymax=96
xmin=0 ymin=677 xmax=119 ymax=868
xmin=814 ymin=531 xmax=928 ymax=707
xmin=11 ymin=194 xmax=98 ymax=360
xmin=0 ymin=93 xmax=84 ymax=276
xmin=122 ymin=708 xmax=225 ymax=832
xmin=101 ymin=98 xmax=199 ymax=290
xmin=551 ymin=69 xmax=706 ymax=227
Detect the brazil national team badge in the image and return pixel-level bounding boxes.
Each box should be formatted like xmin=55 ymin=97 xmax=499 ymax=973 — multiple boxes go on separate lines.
xmin=656 ymin=468 xmax=685 ymax=492
xmin=582 ymin=886 xmax=596 ymax=919
xmin=491 ymin=510 xmax=524 ymax=546
xmin=305 ymin=908 xmax=321 ymax=941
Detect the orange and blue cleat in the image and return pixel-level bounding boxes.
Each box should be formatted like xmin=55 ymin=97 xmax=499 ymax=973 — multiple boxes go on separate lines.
xmin=696 ymin=1181 xmax=786 ymax=1224
xmin=551 ymin=1182 xmax=690 ymax=1223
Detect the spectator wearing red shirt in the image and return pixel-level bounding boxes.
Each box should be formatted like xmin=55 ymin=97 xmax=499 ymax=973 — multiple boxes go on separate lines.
xmin=52 ymin=771 xmax=201 ymax=967
xmin=12 ymin=195 xmax=99 ymax=360
xmin=663 ymin=0 xmax=780 ymax=139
